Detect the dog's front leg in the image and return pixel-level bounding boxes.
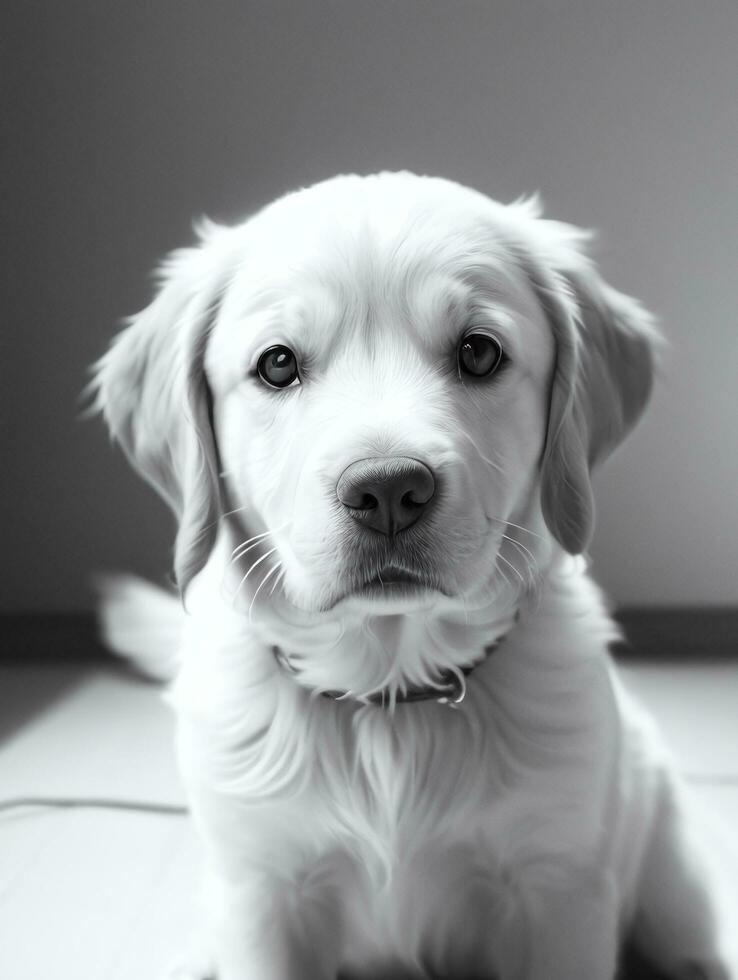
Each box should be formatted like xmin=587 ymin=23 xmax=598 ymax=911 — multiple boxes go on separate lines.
xmin=506 ymin=863 xmax=619 ymax=980
xmin=631 ymin=773 xmax=738 ymax=979
xmin=207 ymin=868 xmax=341 ymax=980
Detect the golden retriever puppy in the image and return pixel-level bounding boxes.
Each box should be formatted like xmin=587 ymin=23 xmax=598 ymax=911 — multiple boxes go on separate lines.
xmin=93 ymin=173 xmax=737 ymax=979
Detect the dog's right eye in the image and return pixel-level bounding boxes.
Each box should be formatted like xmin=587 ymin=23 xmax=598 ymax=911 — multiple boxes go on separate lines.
xmin=256 ymin=346 xmax=301 ymax=389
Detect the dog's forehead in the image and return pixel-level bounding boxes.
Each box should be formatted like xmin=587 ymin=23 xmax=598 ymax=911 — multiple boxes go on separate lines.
xmin=236 ymin=173 xmax=515 ymax=283
xmin=218 ymin=175 xmax=545 ymax=347
xmin=248 ymin=171 xmax=497 ymax=240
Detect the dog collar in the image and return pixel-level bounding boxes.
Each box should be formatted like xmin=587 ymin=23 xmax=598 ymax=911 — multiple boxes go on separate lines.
xmin=272 ymin=611 xmax=518 ymax=709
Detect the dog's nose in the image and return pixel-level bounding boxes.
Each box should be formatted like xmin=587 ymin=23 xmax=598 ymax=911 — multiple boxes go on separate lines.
xmin=336 ymin=456 xmax=436 ymax=536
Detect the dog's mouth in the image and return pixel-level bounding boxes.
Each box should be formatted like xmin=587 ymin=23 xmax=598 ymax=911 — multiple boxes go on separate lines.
xmin=361 ymin=565 xmax=427 ymax=591
xmin=342 ymin=564 xmax=443 ymax=604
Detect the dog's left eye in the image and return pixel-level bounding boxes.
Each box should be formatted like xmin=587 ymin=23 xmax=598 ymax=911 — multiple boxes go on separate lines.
xmin=458 ymin=333 xmax=504 ymax=378
xmin=256 ymin=345 xmax=301 ymax=389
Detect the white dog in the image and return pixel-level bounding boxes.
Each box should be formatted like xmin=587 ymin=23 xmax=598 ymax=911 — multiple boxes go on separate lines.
xmin=93 ymin=173 xmax=736 ymax=979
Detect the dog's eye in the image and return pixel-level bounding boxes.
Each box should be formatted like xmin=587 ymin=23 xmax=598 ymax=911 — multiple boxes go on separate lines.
xmin=256 ymin=345 xmax=300 ymax=389
xmin=458 ymin=333 xmax=504 ymax=378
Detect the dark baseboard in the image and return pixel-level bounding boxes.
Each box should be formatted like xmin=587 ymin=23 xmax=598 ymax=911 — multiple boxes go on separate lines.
xmin=0 ymin=608 xmax=737 ymax=664
xmin=614 ymin=608 xmax=738 ymax=660
xmin=0 ymin=613 xmax=105 ymax=664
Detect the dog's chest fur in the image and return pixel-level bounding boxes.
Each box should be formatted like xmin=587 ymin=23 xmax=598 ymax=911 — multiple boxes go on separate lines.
xmin=172 ymin=557 xmax=622 ymax=971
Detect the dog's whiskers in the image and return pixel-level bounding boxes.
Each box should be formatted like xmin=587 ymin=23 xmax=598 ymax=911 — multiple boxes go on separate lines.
xmin=194 ymin=503 xmax=252 ymax=541
xmin=270 ymin=566 xmax=288 ymax=597
xmin=501 ymin=533 xmax=536 ymax=566
xmin=231 ymin=526 xmax=282 ymax=558
xmin=489 ymin=515 xmax=543 ymax=540
xmin=231 ymin=537 xmax=275 ymax=563
xmin=492 ymin=555 xmax=513 ymax=593
xmin=501 ymin=548 xmax=528 ymax=585
xmin=248 ymin=561 xmax=284 ymax=622
xmin=231 ymin=521 xmax=291 ymax=561
xmin=233 ymin=546 xmax=279 ymax=605
xmin=501 ymin=534 xmax=539 ymax=586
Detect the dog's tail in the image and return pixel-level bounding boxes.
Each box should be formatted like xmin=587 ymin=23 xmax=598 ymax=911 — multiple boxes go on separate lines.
xmin=95 ymin=573 xmax=184 ymax=682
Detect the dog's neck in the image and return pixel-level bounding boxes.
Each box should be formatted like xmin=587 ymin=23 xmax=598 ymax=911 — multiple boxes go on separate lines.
xmin=273 ymin=615 xmax=517 ymax=707
xmin=219 ymin=537 xmax=525 ymax=702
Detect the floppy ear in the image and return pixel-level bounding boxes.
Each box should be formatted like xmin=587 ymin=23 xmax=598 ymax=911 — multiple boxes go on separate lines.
xmin=526 ymin=222 xmax=661 ymax=555
xmin=92 ymin=227 xmax=232 ymax=593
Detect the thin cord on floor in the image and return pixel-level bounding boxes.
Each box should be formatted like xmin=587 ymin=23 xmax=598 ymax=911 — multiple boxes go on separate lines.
xmin=0 ymin=796 xmax=188 ymax=816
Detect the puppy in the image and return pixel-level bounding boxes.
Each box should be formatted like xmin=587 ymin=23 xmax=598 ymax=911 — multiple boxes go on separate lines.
xmin=93 ymin=173 xmax=737 ymax=979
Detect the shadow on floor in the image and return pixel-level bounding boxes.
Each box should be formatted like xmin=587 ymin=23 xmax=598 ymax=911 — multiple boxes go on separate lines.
xmin=0 ymin=664 xmax=91 ymax=745
xmin=0 ymin=614 xmax=115 ymax=744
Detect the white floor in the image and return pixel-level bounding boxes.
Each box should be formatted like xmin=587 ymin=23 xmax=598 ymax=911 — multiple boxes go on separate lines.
xmin=0 ymin=659 xmax=736 ymax=980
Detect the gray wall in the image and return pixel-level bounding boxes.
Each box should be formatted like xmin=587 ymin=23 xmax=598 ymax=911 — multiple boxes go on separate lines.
xmin=4 ymin=0 xmax=737 ymax=612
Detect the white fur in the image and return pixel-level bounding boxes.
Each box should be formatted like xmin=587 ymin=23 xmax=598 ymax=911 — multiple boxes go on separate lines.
xmin=94 ymin=173 xmax=736 ymax=979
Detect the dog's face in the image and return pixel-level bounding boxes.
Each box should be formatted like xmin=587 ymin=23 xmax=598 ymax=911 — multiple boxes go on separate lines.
xmin=206 ymin=178 xmax=556 ymax=613
xmin=94 ymin=173 xmax=658 ymax=616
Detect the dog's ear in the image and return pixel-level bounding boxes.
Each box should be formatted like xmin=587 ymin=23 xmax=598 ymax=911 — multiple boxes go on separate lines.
xmin=92 ymin=226 xmax=233 ymax=594
xmin=523 ymin=218 xmax=662 ymax=555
